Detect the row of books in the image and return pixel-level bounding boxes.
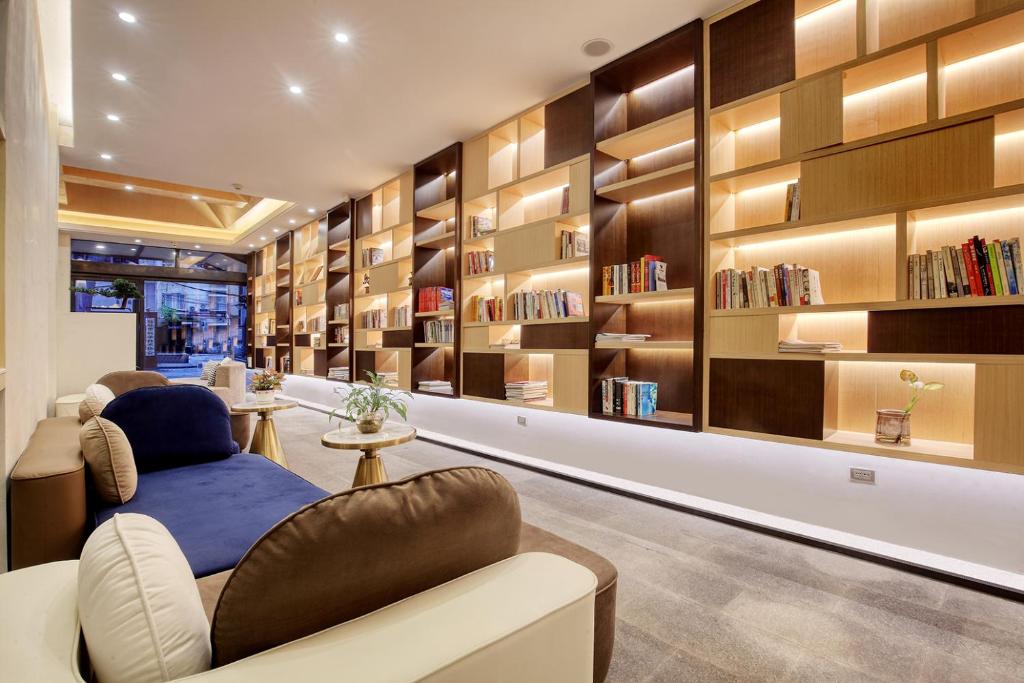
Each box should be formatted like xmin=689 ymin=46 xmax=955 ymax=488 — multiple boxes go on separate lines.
xmin=361 ymin=247 xmax=386 ymax=267
xmin=295 ymin=316 xmax=324 ymax=333
xmin=601 ymin=256 xmax=667 ymax=295
xmin=418 ymin=286 xmax=454 ymax=312
xmin=467 ymin=250 xmax=495 ymax=275
xmin=509 ymin=289 xmax=585 ymax=321
xmin=418 ymin=380 xmax=453 ymax=395
xmin=908 ymin=236 xmax=1022 ymax=300
xmin=470 ymin=215 xmax=495 ymax=239
xmin=422 ymin=319 xmax=454 ymax=344
xmin=784 ymin=182 xmax=801 ymax=222
xmin=505 ymin=380 xmax=548 ymax=402
xmin=468 ymin=295 xmax=503 ymax=322
xmin=713 ymin=265 xmax=824 ymax=310
xmin=327 ymin=366 xmax=349 ymax=381
xmin=256 ymin=319 xmax=274 ymax=335
xmin=332 ymin=327 xmax=349 ymax=345
xmin=560 ymin=230 xmax=589 ymax=259
xmin=360 ymin=305 xmax=410 ymax=329
xmin=332 ymin=303 xmax=349 ymax=321
xmin=601 ymin=377 xmax=658 ymax=417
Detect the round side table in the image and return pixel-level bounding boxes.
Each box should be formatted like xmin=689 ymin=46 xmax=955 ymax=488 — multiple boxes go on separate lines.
xmin=321 ymin=422 xmax=416 ymax=488
xmin=231 ymin=399 xmax=298 ymax=468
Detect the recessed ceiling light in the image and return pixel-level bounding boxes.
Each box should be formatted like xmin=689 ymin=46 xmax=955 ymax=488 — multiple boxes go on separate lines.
xmin=124 ymin=184 xmax=134 ymax=191
xmin=191 ymin=194 xmax=200 ymax=200
xmin=130 ymin=248 xmax=137 ymax=252
xmin=272 ymin=228 xmax=280 ymax=233
xmin=289 ymin=85 xmax=303 ymax=95
xmin=134 ymin=239 xmax=142 ymax=243
xmin=249 ymin=244 xmax=255 ymax=248
xmin=307 ymin=207 xmax=316 ymax=214
xmin=118 ymin=11 xmax=136 ymax=23
xmin=106 ymin=113 xmax=121 ymax=122
xmin=111 ymin=72 xmax=128 ymax=82
xmin=194 ymin=244 xmax=201 ymax=249
xmin=260 ymin=236 xmax=267 ymax=241
xmin=96 ymin=244 xmax=106 ymax=249
xmin=100 ymin=153 xmax=113 ymax=160
xmin=334 ymin=32 xmax=350 ymax=44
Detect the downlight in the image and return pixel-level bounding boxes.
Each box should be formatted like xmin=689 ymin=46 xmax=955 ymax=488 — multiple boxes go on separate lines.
xmin=581 ymin=39 xmax=613 ymax=57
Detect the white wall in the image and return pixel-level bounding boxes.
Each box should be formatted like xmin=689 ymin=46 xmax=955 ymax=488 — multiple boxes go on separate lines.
xmin=282 ymin=375 xmax=1024 ymax=590
xmin=1 ymin=0 xmax=61 ymax=570
xmin=56 ymin=233 xmax=137 ymax=395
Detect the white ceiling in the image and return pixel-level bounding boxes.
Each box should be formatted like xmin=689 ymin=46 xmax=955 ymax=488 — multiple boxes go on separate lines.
xmin=63 ymin=0 xmax=727 ymax=240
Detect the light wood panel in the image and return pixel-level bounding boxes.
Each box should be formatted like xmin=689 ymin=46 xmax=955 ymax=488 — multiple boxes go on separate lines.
xmin=708 ymin=315 xmax=780 ymax=354
xmin=974 ymin=363 xmax=1024 ymax=465
xmin=994 ymin=108 xmax=1024 ymax=186
xmin=781 ymin=310 xmax=869 ymax=349
xmin=781 ymin=72 xmax=844 ymax=155
xmin=596 ymin=109 xmax=696 ymax=160
xmin=843 ymin=46 xmax=928 ymax=141
xmin=939 ymin=9 xmax=1024 ymax=116
xmin=552 ymin=353 xmax=589 ymax=414
xmin=795 ymin=0 xmax=858 ymax=78
xmin=709 ymin=95 xmax=782 ymax=175
xmin=866 ymin=0 xmax=974 ymax=53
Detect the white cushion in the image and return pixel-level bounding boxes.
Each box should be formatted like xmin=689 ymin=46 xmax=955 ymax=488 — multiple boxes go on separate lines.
xmin=78 ymin=383 xmax=117 ymax=423
xmin=78 ymin=514 xmax=211 ymax=683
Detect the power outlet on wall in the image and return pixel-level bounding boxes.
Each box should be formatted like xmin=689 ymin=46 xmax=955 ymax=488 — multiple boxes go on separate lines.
xmin=850 ymin=467 xmax=876 ymax=484
xmin=517 ymin=415 xmax=527 ymax=426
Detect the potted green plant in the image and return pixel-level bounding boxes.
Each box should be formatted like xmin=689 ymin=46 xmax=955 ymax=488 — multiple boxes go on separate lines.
xmin=70 ymin=278 xmax=142 ymax=309
xmin=875 ymin=369 xmax=944 ymax=446
xmin=330 ymin=370 xmax=411 ymax=434
xmin=249 ymin=369 xmax=285 ymax=404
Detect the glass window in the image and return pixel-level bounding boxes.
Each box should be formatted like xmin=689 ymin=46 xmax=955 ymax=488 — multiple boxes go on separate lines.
xmin=71 ymin=279 xmax=137 ymax=312
xmin=71 ymin=240 xmax=176 ymax=267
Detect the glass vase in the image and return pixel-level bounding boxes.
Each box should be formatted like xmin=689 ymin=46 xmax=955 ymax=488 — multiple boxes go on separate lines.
xmin=875 ymin=409 xmax=911 ymax=445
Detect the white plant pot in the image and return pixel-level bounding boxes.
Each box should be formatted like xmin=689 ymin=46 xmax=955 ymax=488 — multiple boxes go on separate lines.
xmin=255 ymin=390 xmax=275 ymax=405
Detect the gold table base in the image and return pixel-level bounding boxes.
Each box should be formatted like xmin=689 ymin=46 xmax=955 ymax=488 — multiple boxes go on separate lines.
xmin=251 ymin=410 xmax=288 ymax=469
xmin=352 ymin=449 xmax=388 ymax=487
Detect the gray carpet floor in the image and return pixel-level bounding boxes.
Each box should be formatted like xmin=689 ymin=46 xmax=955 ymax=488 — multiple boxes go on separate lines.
xmin=275 ymin=407 xmax=1024 ymax=682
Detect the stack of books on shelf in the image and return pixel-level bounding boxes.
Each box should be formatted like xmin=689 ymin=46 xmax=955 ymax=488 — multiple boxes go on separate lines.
xmin=489 ymin=329 xmax=520 ymax=349
xmin=257 ymin=319 xmax=274 ymax=335
xmin=377 ymin=372 xmax=399 ymax=388
xmin=310 ymin=332 xmax=325 ymax=350
xmin=361 ymin=247 xmax=385 ymax=267
xmin=784 ymin=182 xmax=801 ymax=221
xmin=558 ymin=186 xmax=570 ymax=214
xmin=560 ymin=230 xmax=589 ymax=259
xmin=327 ymin=366 xmax=349 ymax=381
xmin=595 ymin=332 xmax=651 ymax=343
xmin=602 ymin=256 xmax=667 ymax=295
xmin=418 ymin=380 xmax=453 ymax=395
xmin=332 ymin=327 xmax=349 ymax=345
xmin=470 ymin=215 xmax=496 ymax=238
xmin=908 ymin=236 xmax=1022 ymax=299
xmin=423 ymin=318 xmax=454 ymax=343
xmin=391 ymin=305 xmax=410 ymax=328
xmin=468 ymin=295 xmax=504 ymax=322
xmin=418 ymin=287 xmax=454 ymax=312
xmin=505 ymin=380 xmax=548 ymax=402
xmin=333 ymin=303 xmax=349 ymax=320
xmin=601 ymin=377 xmax=658 ymax=417
xmin=778 ymin=339 xmax=842 ymax=353
xmin=713 ymin=265 xmax=824 ymax=310
xmin=467 ymin=250 xmax=495 ymax=275
xmin=361 ymin=308 xmax=387 ymax=329
xmin=509 ymin=290 xmax=585 ymax=321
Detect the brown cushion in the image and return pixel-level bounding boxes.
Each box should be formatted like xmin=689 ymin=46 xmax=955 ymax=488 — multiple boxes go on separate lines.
xmin=79 ymin=417 xmax=137 ymax=504
xmin=97 ymin=370 xmax=170 ymax=396
xmin=210 ymin=466 xmax=521 ymax=666
xmin=520 ymin=523 xmax=618 ymax=683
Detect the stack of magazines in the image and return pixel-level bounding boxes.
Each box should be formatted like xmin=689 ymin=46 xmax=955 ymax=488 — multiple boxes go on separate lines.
xmin=327 ymin=366 xmax=349 ymax=381
xmin=505 ymin=380 xmax=548 ymax=402
xmin=778 ymin=339 xmax=842 ymax=353
xmin=418 ymin=380 xmax=453 ymax=395
xmin=596 ymin=333 xmax=651 ymax=343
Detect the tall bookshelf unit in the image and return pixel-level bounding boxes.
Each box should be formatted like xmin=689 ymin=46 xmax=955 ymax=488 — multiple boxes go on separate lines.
xmin=703 ymin=0 xmax=1024 ymax=473
xmin=412 ymin=144 xmax=462 ymax=397
xmin=589 ymin=21 xmax=704 ymax=430
xmin=459 ymin=86 xmax=594 ymax=414
xmin=326 ymin=201 xmax=353 ymax=382
xmin=290 ymin=219 xmax=328 ymax=376
xmin=274 ymin=232 xmax=293 ymax=374
xmin=352 ymin=171 xmax=415 ymax=389
xmin=252 ymin=241 xmax=278 ymax=370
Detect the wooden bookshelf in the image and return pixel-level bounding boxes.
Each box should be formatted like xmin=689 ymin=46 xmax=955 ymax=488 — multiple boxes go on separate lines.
xmin=274 ymin=233 xmax=292 ymax=374
xmin=251 ymin=241 xmax=278 ymax=370
xmin=325 ymin=200 xmax=353 ymax=382
xmin=290 ymin=218 xmax=328 ymax=378
xmin=590 ymin=21 xmax=704 ymax=431
xmin=460 ymin=84 xmax=593 ymax=414
xmin=703 ymin=0 xmax=1024 ymax=473
xmin=352 ymin=171 xmax=414 ymax=390
xmin=412 ymin=143 xmax=461 ymax=397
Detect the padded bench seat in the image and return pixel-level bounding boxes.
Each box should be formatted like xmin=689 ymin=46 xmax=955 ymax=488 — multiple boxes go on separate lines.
xmin=95 ymin=454 xmax=328 ymax=577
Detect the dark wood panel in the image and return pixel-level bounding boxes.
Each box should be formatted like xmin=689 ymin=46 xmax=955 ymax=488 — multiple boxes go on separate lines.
xmin=594 ymin=78 xmax=628 ymax=146
xmin=710 ymin=0 xmax=795 ymax=108
xmin=355 ymin=194 xmax=374 ymax=239
xmin=382 ymin=329 xmax=413 ymax=348
xmin=626 ymin=350 xmax=694 ymax=414
xmin=709 ymin=358 xmax=825 ymax=439
xmin=520 ymin=322 xmax=590 ymax=349
xmin=628 ymin=141 xmax=695 ymax=178
xmin=627 ymin=299 xmax=695 ymax=340
xmin=354 ymin=351 xmax=376 ymax=382
xmin=313 ymin=349 xmax=328 ymax=376
xmin=626 ymin=189 xmax=697 ymax=290
xmin=463 ymin=353 xmax=505 ymax=400
xmin=627 ymin=64 xmax=695 ymax=132
xmin=868 ymin=305 xmax=1024 ymax=354
xmin=545 ymin=85 xmax=594 ymax=168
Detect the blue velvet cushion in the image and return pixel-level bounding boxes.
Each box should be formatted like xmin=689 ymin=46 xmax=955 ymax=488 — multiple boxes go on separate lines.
xmin=93 ymin=455 xmax=328 ymax=577
xmin=101 ymin=385 xmax=239 ymax=472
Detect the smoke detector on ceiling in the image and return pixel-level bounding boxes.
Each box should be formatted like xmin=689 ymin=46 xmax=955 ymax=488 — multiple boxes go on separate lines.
xmin=581 ymin=38 xmax=613 ymax=57
xmin=231 ymin=183 xmax=243 ymax=191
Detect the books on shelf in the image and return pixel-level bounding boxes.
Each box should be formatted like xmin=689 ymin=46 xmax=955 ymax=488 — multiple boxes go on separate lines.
xmin=422 ymin=318 xmax=454 ymax=344
xmin=361 ymin=308 xmax=387 ymax=329
xmin=417 ymin=287 xmax=454 ymax=312
xmin=377 ymin=372 xmax=399 ymax=388
xmin=785 ymin=182 xmax=801 ymax=222
xmin=361 ymin=247 xmax=385 ymax=267
xmin=596 ymin=333 xmax=651 ymax=343
xmin=332 ymin=326 xmax=349 ymax=345
xmin=559 ymin=186 xmax=570 ymax=214
xmin=467 ymin=250 xmax=495 ymax=275
xmin=470 ymin=215 xmax=495 ymax=238
xmin=907 ymin=236 xmax=1022 ymax=300
xmin=713 ymin=264 xmax=824 ymax=310
xmin=489 ymin=329 xmax=520 ymax=349
xmin=333 ymin=303 xmax=349 ymax=320
xmin=602 ymin=256 xmax=667 ymax=295
xmin=505 ymin=380 xmax=548 ymax=402
xmin=779 ymin=339 xmax=842 ymax=353
xmin=391 ymin=305 xmax=410 ymax=328
xmin=601 ymin=377 xmax=657 ymax=417
xmin=328 ymin=366 xmax=349 ymax=381
xmin=418 ymin=380 xmax=453 ymax=395
xmin=509 ymin=289 xmax=585 ymax=321
xmin=468 ymin=295 xmax=504 ymax=322
xmin=560 ymin=230 xmax=589 ymax=259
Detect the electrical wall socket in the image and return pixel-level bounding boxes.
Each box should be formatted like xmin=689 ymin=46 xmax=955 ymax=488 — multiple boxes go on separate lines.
xmin=850 ymin=467 xmax=876 ymax=484
xmin=517 ymin=415 xmax=527 ymax=426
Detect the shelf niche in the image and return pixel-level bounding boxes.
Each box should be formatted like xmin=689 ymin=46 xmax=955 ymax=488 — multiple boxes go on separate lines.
xmin=325 ymin=200 xmax=353 ymax=379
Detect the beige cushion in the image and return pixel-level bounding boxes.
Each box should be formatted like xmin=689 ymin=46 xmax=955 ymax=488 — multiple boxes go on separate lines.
xmin=78 ymin=383 xmax=116 ymax=423
xmin=78 ymin=514 xmax=211 ymax=683
xmin=79 ymin=417 xmax=137 ymax=504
